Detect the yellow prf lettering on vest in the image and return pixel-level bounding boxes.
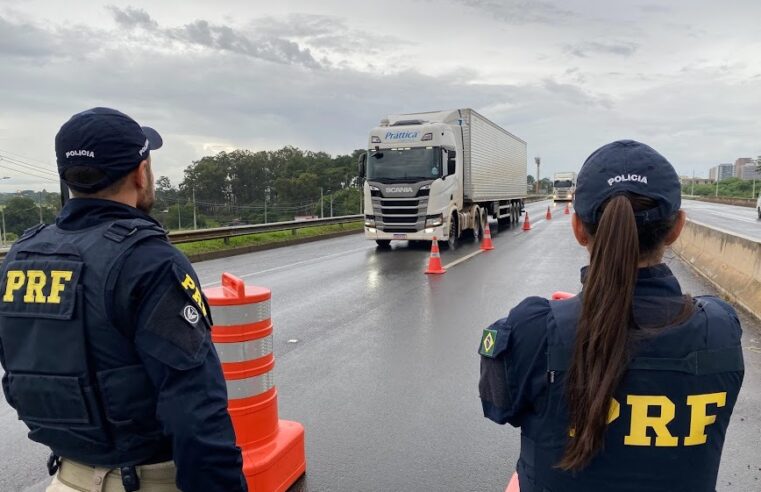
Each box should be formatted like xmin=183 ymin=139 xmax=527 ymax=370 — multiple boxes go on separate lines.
xmin=3 ymin=269 xmax=75 ymax=304
xmin=47 ymin=271 xmax=74 ymax=304
xmin=685 ymin=392 xmax=726 ymax=446
xmin=3 ymin=270 xmax=26 ymax=302
xmin=181 ymin=273 xmax=208 ymax=317
xmin=625 ymin=395 xmax=679 ymax=447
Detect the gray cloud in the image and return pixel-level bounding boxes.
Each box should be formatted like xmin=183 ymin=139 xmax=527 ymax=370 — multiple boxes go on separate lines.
xmin=0 ymin=16 xmax=61 ymax=58
xmin=565 ymin=41 xmax=639 ymax=58
xmin=455 ymin=0 xmax=575 ymax=24
xmin=107 ymin=5 xmax=157 ymax=30
xmin=107 ymin=6 xmax=321 ymax=68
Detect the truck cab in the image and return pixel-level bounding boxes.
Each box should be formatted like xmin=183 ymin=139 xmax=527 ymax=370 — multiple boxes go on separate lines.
xmin=359 ymin=114 xmax=463 ymax=248
xmin=552 ymin=172 xmax=577 ymax=202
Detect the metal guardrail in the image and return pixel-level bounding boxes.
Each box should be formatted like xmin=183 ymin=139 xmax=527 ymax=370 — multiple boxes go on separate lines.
xmin=0 ymin=215 xmax=363 ymax=261
xmin=167 ymin=215 xmax=362 ymax=244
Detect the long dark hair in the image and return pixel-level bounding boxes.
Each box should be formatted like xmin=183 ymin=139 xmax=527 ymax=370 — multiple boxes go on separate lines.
xmin=557 ymin=193 xmax=689 ymax=471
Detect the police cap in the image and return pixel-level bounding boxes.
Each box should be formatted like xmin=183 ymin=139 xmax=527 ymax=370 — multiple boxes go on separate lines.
xmin=574 ymin=139 xmax=681 ymax=225
xmin=55 ymin=107 xmax=163 ymax=193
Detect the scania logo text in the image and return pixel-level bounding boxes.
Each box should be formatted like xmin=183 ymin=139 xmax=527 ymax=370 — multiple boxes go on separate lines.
xmin=385 ymin=186 xmax=414 ymax=193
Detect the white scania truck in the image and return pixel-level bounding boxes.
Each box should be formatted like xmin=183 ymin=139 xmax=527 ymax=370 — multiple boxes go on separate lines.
xmin=358 ymin=109 xmax=527 ymax=248
xmin=552 ymin=171 xmax=577 ymax=202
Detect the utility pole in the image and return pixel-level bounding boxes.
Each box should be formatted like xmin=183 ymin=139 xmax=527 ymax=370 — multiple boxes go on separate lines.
xmin=534 ymin=157 xmax=541 ymax=194
xmin=320 ymin=187 xmax=324 ymax=218
xmin=192 ymin=188 xmax=197 ymax=230
xmin=715 ymin=177 xmax=719 ymax=197
xmin=264 ymin=198 xmax=268 ymax=224
xmin=177 ymin=199 xmax=182 ymax=230
xmin=39 ymin=191 xmax=43 ymax=224
xmin=330 ymin=193 xmax=334 ymax=217
xmin=0 ymin=207 xmax=5 ymax=246
xmin=691 ymin=170 xmax=695 ymax=196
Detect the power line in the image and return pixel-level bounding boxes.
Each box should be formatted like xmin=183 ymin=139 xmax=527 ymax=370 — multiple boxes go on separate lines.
xmin=0 ymin=163 xmax=59 ymax=183
xmin=0 ymin=154 xmax=59 ymax=177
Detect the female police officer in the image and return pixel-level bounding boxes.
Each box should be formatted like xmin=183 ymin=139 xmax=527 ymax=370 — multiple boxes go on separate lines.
xmin=479 ymin=140 xmax=744 ymax=492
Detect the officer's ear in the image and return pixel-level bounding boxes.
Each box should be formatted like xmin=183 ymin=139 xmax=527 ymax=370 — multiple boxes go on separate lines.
xmin=663 ymin=210 xmax=686 ymax=246
xmin=571 ymin=213 xmax=591 ymax=249
xmin=135 ymin=160 xmax=150 ymax=190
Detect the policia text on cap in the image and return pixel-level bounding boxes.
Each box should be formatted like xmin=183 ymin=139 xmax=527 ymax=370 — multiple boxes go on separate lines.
xmin=0 ymin=108 xmax=247 ymax=492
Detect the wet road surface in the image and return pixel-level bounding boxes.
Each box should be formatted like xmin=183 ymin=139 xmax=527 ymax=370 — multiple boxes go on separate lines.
xmin=2 ymin=199 xmax=760 ymax=491
xmin=682 ymin=199 xmax=761 ymax=241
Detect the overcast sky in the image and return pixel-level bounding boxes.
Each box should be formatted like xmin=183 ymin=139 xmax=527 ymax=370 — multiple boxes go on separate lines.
xmin=1 ymin=0 xmax=760 ymax=192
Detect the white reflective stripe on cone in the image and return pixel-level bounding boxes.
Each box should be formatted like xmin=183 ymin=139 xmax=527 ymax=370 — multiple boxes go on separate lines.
xmin=210 ymin=299 xmax=271 ymax=327
xmin=215 ymin=334 xmax=274 ymax=363
xmin=226 ymin=371 xmax=275 ymax=400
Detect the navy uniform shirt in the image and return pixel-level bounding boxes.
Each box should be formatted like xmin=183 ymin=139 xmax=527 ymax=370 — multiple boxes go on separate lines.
xmin=56 ymin=198 xmax=246 ymax=492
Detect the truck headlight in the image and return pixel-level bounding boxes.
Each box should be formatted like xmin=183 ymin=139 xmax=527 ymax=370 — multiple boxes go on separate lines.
xmin=364 ymin=215 xmax=376 ymax=227
xmin=419 ymin=184 xmax=431 ymax=191
xmin=369 ymin=185 xmax=380 ymax=192
xmin=425 ymin=214 xmax=443 ymax=227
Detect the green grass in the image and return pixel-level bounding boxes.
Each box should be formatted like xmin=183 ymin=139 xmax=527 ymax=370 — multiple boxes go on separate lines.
xmin=175 ymin=221 xmax=364 ymax=256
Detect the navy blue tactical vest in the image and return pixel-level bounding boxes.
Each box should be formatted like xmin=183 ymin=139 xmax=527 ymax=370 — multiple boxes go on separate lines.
xmin=517 ymin=296 xmax=744 ymax=492
xmin=0 ymin=219 xmax=169 ymax=467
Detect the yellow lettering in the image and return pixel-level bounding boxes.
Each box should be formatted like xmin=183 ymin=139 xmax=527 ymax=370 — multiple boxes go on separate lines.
xmin=46 ymin=270 xmax=73 ymax=304
xmin=181 ymin=274 xmax=196 ymax=291
xmin=192 ymin=289 xmax=207 ymax=316
xmin=684 ymin=392 xmax=726 ymax=446
xmin=625 ymin=395 xmax=678 ymax=447
xmin=23 ymin=270 xmax=47 ymax=303
xmin=3 ymin=271 xmax=26 ymax=302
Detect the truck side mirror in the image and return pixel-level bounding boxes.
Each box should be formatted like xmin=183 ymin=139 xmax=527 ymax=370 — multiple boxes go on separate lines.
xmin=447 ymin=150 xmax=456 ymax=175
xmin=358 ymin=152 xmax=367 ymax=179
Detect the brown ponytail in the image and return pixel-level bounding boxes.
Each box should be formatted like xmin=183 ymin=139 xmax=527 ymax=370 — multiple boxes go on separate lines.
xmin=557 ymin=195 xmax=639 ymax=471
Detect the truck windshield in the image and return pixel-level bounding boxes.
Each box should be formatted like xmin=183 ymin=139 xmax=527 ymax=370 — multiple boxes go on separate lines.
xmin=367 ymin=147 xmax=441 ymax=181
xmin=554 ymin=180 xmax=574 ymax=188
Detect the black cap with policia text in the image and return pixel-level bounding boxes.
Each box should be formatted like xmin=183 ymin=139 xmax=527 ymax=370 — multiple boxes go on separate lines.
xmin=55 ymin=107 xmax=163 ymax=193
xmin=573 ymin=139 xmax=682 ymax=225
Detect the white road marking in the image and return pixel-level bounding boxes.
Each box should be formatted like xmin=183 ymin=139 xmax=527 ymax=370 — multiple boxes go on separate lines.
xmin=442 ymin=248 xmax=485 ymax=269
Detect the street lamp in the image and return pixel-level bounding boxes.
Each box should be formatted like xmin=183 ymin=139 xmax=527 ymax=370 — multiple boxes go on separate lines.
xmin=534 ymin=157 xmax=541 ymax=194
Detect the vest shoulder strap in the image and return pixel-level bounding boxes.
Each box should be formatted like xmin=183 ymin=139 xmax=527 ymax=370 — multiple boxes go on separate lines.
xmin=103 ymin=218 xmax=166 ymax=243
xmin=547 ymin=297 xmax=743 ymax=376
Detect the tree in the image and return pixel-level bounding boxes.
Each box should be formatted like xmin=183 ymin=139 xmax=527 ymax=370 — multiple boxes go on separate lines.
xmin=3 ymin=196 xmax=41 ymax=235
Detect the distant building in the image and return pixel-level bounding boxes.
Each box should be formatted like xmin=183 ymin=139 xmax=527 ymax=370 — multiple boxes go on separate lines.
xmin=709 ymin=163 xmax=734 ymax=182
xmin=680 ymin=176 xmax=713 ymax=186
xmin=739 ymin=163 xmax=761 ymax=181
xmin=734 ymin=157 xmax=753 ymax=178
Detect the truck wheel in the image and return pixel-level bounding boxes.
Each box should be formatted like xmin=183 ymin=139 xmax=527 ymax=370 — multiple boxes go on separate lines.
xmin=375 ymin=239 xmax=391 ymax=248
xmin=472 ymin=217 xmax=482 ymax=242
xmin=445 ymin=216 xmax=458 ymax=249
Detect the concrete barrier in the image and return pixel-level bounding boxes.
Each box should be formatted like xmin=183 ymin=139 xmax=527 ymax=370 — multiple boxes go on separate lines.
xmin=672 ymin=219 xmax=761 ymax=320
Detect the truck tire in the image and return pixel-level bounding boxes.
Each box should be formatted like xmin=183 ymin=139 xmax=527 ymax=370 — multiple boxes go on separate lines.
xmin=376 ymin=239 xmax=391 ymax=248
xmin=472 ymin=216 xmax=482 ymax=242
xmin=445 ymin=215 xmax=458 ymax=250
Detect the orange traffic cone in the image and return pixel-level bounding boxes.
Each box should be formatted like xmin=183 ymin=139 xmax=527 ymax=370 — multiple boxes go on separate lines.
xmin=546 ymin=206 xmax=552 ymax=220
xmin=481 ymin=222 xmax=494 ymax=251
xmin=522 ymin=211 xmax=532 ymax=231
xmin=425 ymin=237 xmax=446 ymax=274
xmin=564 ymin=203 xmax=570 ymax=215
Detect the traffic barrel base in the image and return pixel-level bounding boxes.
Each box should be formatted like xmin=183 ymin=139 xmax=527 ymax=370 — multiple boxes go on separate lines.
xmin=205 ymin=273 xmax=306 ymax=492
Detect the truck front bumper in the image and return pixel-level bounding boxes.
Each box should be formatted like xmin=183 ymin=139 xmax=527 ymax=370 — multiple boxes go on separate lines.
xmin=364 ymin=226 xmax=448 ymax=241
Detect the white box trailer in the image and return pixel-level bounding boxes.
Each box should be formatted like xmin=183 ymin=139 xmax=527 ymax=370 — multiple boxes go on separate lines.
xmin=358 ymin=108 xmax=528 ymax=248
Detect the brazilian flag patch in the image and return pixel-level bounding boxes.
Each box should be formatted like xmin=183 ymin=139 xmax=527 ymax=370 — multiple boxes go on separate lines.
xmin=479 ymin=329 xmax=498 ymax=357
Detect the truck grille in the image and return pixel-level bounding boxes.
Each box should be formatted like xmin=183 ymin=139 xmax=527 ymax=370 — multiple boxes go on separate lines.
xmin=371 ymin=194 xmax=429 ymax=232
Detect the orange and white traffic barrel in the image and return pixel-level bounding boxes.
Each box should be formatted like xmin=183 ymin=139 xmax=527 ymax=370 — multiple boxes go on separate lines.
xmin=205 ymin=273 xmax=305 ymax=492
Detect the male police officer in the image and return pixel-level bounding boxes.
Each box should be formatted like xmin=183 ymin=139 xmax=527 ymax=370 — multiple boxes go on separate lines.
xmin=0 ymin=108 xmax=247 ymax=492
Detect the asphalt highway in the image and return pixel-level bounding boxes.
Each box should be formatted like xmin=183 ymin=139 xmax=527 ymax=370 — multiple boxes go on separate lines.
xmin=2 ymin=199 xmax=760 ymax=491
xmin=682 ymin=199 xmax=761 ymax=241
